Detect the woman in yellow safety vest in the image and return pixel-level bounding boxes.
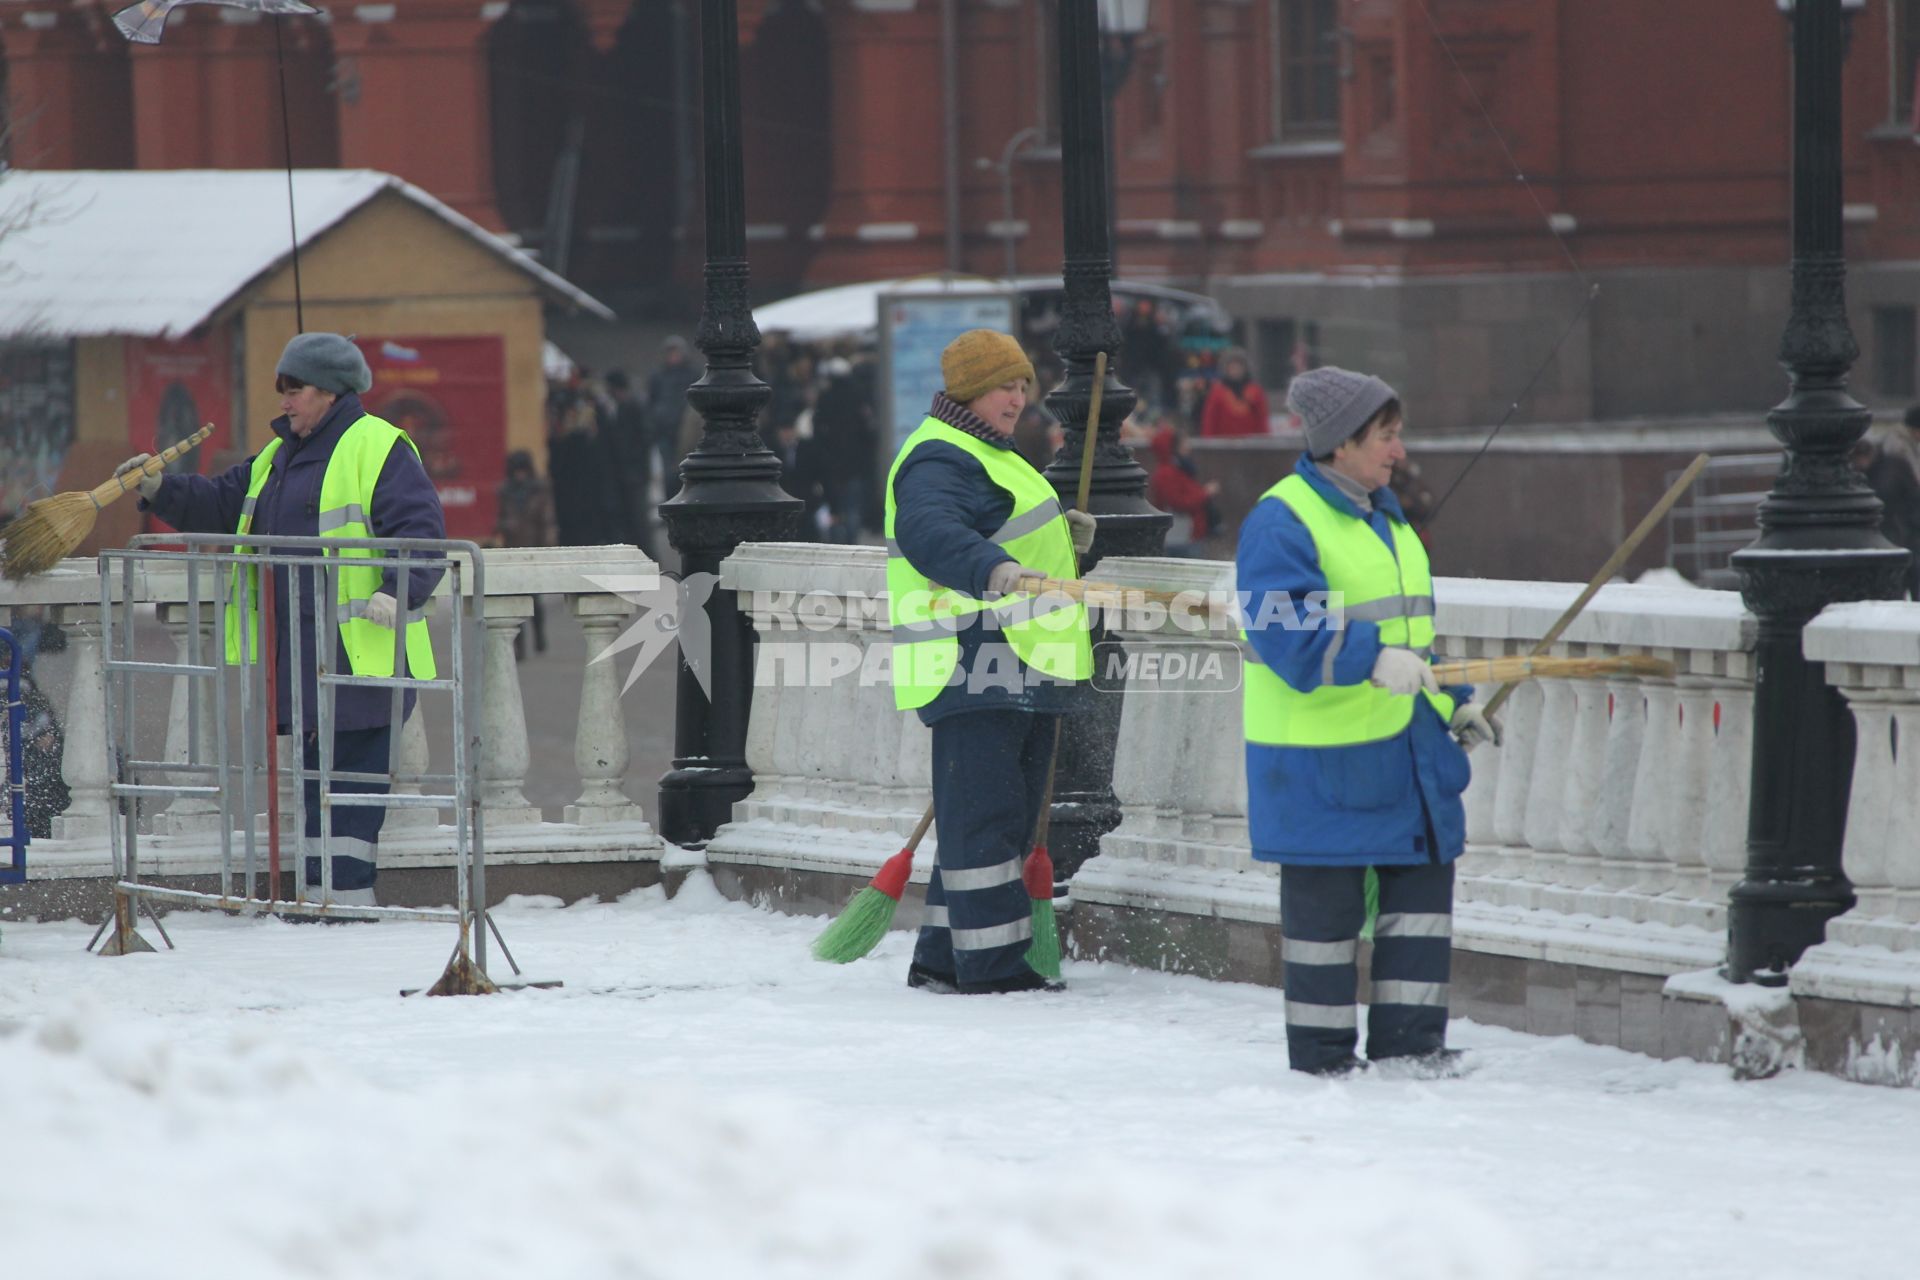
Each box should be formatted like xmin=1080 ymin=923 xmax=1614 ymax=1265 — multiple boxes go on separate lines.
xmin=1236 ymin=365 xmax=1499 ymax=1077
xmin=884 ymin=329 xmax=1093 ymax=994
xmin=120 ymin=332 xmax=447 ymax=908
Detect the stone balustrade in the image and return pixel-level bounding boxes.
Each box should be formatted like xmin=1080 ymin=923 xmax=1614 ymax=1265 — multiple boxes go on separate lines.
xmin=0 ymin=545 xmax=663 ymax=898
xmin=1793 ymin=601 xmax=1920 ymax=1022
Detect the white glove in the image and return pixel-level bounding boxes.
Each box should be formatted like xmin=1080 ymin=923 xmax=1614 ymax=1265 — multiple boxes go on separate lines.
xmin=114 ymin=454 xmax=164 ymax=500
xmin=1369 ymin=647 xmax=1439 ymax=697
xmin=362 ymin=591 xmax=399 ymax=629
xmin=986 ymin=560 xmax=1038 ymax=598
xmin=1065 ymin=508 xmax=1096 ymax=556
xmin=1450 ymin=702 xmax=1502 ymax=752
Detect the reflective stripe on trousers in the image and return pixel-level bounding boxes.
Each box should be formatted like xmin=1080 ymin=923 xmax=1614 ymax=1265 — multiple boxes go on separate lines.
xmin=911 ymin=709 xmax=1056 ymax=985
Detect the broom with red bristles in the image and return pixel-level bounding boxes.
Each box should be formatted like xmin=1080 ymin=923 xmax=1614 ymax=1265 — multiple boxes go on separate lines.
xmin=811 ymin=803 xmax=934 ymax=962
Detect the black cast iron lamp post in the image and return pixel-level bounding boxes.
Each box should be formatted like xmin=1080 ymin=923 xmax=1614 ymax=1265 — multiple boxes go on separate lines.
xmin=655 ymin=0 xmax=802 ymax=848
xmin=1725 ymin=0 xmax=1908 ymax=984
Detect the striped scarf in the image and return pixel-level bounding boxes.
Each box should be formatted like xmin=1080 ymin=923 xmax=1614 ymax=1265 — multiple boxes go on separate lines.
xmin=930 ymin=392 xmax=1014 ymax=449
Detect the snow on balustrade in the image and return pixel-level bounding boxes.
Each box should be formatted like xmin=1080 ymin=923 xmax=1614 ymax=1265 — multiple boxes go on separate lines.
xmin=0 ymin=546 xmax=663 ymax=886
xmin=1795 ymin=600 xmax=1920 ymax=1010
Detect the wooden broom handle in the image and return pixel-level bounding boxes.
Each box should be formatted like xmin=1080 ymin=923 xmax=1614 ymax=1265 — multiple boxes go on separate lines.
xmin=89 ymin=424 xmax=215 ymax=507
xmin=906 ymin=802 xmax=935 ymax=852
xmin=1482 ymin=451 xmax=1710 ymax=718
xmin=1075 ymin=351 xmax=1106 ymax=513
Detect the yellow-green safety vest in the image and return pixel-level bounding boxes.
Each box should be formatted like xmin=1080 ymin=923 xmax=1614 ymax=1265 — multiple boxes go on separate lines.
xmin=884 ymin=419 xmax=1093 ymax=710
xmin=224 ymin=413 xmax=437 ymax=682
xmin=1242 ymin=473 xmax=1453 ymax=747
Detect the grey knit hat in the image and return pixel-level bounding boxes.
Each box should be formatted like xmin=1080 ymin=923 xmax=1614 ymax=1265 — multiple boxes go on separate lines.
xmin=276 ymin=332 xmax=373 ymax=396
xmin=1288 ymin=366 xmax=1397 ymax=457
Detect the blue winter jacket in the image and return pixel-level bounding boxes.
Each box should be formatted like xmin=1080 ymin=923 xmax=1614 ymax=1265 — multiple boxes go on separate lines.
xmin=143 ymin=393 xmax=447 ymax=733
xmin=891 ymin=437 xmax=1078 ymax=726
xmin=1236 ymin=455 xmax=1472 ymax=866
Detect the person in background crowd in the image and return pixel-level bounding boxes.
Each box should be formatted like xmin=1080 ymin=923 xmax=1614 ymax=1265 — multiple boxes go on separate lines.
xmin=1201 ymin=347 xmax=1271 ymax=438
xmin=1235 ymin=365 xmax=1498 ymax=1077
xmin=604 ymin=370 xmax=655 ymax=556
xmin=495 ymin=449 xmax=558 ymax=659
xmin=19 ymin=653 xmax=70 ymax=839
xmin=121 ymin=332 xmax=447 ymax=907
xmin=648 ymin=336 xmax=701 ymax=501
xmin=1146 ymin=424 xmax=1221 ymax=556
xmin=1863 ymin=405 xmax=1920 ymax=599
xmin=811 ymin=355 xmax=877 ymax=543
xmin=545 ymin=367 xmax=606 ymax=546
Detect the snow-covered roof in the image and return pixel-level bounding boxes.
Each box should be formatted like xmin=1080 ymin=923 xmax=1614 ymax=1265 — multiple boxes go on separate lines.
xmin=0 ymin=168 xmax=613 ymax=340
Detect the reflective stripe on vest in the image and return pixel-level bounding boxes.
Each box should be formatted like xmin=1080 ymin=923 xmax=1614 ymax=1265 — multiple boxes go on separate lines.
xmin=224 ymin=414 xmax=437 ymax=683
xmin=1242 ymin=473 xmax=1453 ymax=747
xmin=884 ymin=418 xmax=1093 ymax=710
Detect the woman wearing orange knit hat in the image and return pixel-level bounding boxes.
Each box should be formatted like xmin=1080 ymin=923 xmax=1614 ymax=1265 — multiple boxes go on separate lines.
xmin=881 ymin=329 xmax=1095 ymax=994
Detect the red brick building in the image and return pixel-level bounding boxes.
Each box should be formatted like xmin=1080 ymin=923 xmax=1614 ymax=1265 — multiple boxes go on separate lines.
xmin=4 ymin=0 xmax=1919 ymax=427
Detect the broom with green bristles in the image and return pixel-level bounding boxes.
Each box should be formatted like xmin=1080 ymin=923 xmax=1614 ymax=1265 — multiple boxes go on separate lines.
xmin=811 ymin=803 xmax=935 ymax=962
xmin=1 ymin=425 xmax=214 ymax=579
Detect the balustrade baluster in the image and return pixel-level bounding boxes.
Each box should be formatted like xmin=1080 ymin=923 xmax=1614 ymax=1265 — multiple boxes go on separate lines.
xmin=1701 ymin=674 xmax=1755 ymax=895
xmin=1836 ymin=688 xmax=1897 ymax=937
xmin=1589 ymin=669 xmax=1649 ymax=902
xmin=1663 ymin=674 xmax=1720 ymax=907
xmin=477 ymin=598 xmax=542 ymax=827
xmin=1492 ymin=677 xmax=1543 ymax=898
xmin=569 ymin=597 xmax=647 ymax=825
xmin=1885 ymin=698 xmax=1920 ymax=938
xmin=1555 ymin=665 xmax=1612 ymax=888
xmin=1523 ymin=671 xmax=1577 ymax=898
xmin=51 ymin=605 xmax=109 ymax=841
xmin=1626 ymin=672 xmax=1681 ymax=908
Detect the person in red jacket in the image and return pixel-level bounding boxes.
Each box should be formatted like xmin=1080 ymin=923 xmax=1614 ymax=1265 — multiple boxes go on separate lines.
xmin=1147 ymin=425 xmax=1221 ymax=555
xmin=1200 ymin=348 xmax=1270 ymax=438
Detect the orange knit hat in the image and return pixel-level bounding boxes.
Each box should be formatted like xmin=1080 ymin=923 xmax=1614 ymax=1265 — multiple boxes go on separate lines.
xmin=941 ymin=329 xmax=1035 ymax=403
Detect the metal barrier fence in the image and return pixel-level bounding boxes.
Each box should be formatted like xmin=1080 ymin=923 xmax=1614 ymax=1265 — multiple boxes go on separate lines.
xmin=1 ymin=627 xmax=24 ymax=886
xmin=91 ymin=532 xmax=517 ymax=994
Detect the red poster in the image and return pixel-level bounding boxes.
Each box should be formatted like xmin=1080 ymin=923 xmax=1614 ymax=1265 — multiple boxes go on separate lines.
xmin=357 ymin=336 xmax=506 ymax=542
xmin=124 ymin=333 xmax=237 ymax=476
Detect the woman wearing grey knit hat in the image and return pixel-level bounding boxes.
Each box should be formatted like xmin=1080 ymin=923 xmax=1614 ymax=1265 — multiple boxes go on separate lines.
xmin=1234 ymin=364 xmax=1498 ymax=1078
xmin=113 ymin=332 xmax=447 ymax=910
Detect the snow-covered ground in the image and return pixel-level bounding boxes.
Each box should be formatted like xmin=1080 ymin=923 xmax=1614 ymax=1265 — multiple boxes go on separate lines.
xmin=3 ymin=875 xmax=1913 ymax=1280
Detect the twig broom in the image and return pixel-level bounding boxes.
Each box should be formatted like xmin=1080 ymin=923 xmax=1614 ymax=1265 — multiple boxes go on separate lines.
xmin=2 ymin=425 xmax=214 ymax=580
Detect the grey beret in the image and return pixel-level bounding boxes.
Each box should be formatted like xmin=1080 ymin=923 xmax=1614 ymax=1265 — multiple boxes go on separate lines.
xmin=276 ymin=332 xmax=373 ymax=396
xmin=1287 ymin=366 xmax=1398 ymax=457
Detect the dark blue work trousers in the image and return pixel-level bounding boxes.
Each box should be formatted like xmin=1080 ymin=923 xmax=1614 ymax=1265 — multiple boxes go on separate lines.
xmin=300 ymin=723 xmax=394 ymax=892
xmin=1279 ymin=861 xmax=1455 ymax=1072
xmin=912 ymin=709 xmax=1059 ymax=985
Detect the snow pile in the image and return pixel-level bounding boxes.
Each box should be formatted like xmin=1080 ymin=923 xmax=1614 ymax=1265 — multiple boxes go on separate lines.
xmin=4 ymin=1005 xmax=1526 ymax=1279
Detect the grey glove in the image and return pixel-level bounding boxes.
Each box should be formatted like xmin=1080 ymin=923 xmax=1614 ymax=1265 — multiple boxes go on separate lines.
xmin=1450 ymin=702 xmax=1502 ymax=752
xmin=1065 ymin=508 xmax=1096 ymax=556
xmin=114 ymin=454 xmax=164 ymax=501
xmin=986 ymin=560 xmax=1037 ymax=598
xmin=362 ymin=591 xmax=398 ymax=629
xmin=1369 ymin=647 xmax=1439 ymax=697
